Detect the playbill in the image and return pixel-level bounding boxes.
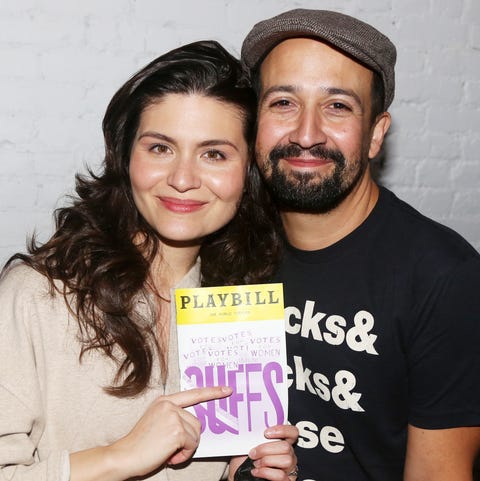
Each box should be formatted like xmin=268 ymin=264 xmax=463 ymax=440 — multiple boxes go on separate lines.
xmin=174 ymin=283 xmax=288 ymax=457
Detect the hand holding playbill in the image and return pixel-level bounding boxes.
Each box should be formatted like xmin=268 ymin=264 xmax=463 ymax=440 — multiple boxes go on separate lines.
xmin=174 ymin=283 xmax=288 ymax=457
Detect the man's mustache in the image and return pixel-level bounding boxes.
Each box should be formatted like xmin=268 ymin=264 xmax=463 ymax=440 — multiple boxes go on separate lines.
xmin=269 ymin=144 xmax=345 ymax=165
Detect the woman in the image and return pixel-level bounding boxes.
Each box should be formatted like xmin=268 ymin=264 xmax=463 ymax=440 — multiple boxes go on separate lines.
xmin=0 ymin=41 xmax=296 ymax=481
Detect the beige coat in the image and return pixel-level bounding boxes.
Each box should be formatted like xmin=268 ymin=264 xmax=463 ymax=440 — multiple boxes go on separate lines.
xmin=0 ymin=263 xmax=228 ymax=481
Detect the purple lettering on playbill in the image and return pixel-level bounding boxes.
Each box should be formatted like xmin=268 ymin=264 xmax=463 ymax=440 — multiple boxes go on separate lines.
xmin=175 ymin=283 xmax=288 ymax=457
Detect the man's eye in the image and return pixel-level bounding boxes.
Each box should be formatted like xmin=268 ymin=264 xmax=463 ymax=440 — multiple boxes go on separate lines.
xmin=203 ymin=150 xmax=226 ymax=161
xmin=270 ymin=99 xmax=291 ymax=108
xmin=331 ymin=102 xmax=350 ymax=111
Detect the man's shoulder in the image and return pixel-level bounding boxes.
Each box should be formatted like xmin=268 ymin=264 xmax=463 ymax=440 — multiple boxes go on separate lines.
xmin=379 ymin=187 xmax=478 ymax=264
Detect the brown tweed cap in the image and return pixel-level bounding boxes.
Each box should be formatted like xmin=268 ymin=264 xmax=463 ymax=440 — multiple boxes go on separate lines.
xmin=241 ymin=9 xmax=397 ymax=110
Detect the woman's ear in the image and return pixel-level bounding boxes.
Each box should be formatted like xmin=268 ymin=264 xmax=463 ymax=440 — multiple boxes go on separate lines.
xmin=368 ymin=112 xmax=391 ymax=159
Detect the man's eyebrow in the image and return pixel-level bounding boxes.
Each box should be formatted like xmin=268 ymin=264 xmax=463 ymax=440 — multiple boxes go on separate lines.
xmin=325 ymin=87 xmax=362 ymax=107
xmin=260 ymin=85 xmax=363 ymax=107
xmin=260 ymin=85 xmax=297 ymax=102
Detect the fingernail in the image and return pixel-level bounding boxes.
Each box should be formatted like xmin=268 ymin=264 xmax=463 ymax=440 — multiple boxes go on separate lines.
xmin=265 ymin=427 xmax=278 ymax=438
xmin=221 ymin=386 xmax=232 ymax=393
xmin=249 ymin=448 xmax=257 ymax=458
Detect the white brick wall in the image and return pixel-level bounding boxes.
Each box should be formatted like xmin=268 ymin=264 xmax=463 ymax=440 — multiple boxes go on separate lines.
xmin=1 ymin=0 xmax=479 ymax=265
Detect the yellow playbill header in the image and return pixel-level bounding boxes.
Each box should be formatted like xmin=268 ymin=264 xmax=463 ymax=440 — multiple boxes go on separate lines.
xmin=175 ymin=283 xmax=284 ymax=324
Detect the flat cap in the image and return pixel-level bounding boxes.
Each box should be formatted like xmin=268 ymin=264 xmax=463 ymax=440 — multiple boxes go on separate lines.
xmin=241 ymin=9 xmax=397 ymax=110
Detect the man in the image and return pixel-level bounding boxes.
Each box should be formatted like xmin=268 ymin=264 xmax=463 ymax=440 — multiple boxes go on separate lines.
xmin=241 ymin=9 xmax=480 ymax=481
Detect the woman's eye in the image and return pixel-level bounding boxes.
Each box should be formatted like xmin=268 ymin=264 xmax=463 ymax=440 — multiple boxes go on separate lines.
xmin=203 ymin=150 xmax=226 ymax=161
xmin=150 ymin=144 xmax=171 ymax=154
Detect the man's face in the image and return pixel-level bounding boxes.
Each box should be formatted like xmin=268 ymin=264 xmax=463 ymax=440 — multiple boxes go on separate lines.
xmin=255 ymin=38 xmax=384 ymax=213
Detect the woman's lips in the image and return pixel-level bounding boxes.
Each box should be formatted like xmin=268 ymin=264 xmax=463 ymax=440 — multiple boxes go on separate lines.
xmin=158 ymin=196 xmax=207 ymax=213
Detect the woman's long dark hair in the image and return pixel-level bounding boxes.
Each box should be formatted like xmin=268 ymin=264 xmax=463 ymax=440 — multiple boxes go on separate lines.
xmin=4 ymin=41 xmax=281 ymax=397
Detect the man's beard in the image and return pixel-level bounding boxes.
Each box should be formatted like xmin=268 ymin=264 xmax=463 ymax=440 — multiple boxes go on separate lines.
xmin=259 ymin=143 xmax=367 ymax=214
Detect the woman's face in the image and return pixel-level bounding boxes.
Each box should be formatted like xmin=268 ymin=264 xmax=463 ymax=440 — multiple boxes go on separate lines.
xmin=129 ymin=93 xmax=249 ymax=246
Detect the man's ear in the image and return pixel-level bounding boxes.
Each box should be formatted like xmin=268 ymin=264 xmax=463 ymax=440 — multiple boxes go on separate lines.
xmin=368 ymin=112 xmax=391 ymax=159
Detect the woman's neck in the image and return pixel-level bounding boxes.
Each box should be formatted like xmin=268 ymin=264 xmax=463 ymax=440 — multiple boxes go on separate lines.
xmin=150 ymin=243 xmax=200 ymax=294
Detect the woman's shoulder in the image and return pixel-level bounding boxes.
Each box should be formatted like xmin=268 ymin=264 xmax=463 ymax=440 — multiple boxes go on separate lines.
xmin=0 ymin=262 xmax=71 ymax=341
xmin=0 ymin=262 xmax=52 ymax=298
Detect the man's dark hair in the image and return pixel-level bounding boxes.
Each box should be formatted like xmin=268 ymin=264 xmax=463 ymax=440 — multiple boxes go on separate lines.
xmin=370 ymin=70 xmax=385 ymax=122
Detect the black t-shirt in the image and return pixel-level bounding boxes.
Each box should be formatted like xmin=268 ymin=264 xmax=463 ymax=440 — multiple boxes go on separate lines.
xmin=274 ymin=187 xmax=480 ymax=481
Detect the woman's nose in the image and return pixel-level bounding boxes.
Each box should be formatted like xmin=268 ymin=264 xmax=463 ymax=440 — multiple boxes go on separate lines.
xmin=166 ymin=156 xmax=201 ymax=192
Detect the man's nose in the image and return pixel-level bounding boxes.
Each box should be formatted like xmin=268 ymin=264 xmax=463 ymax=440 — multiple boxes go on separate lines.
xmin=166 ymin=156 xmax=201 ymax=192
xmin=288 ymin=108 xmax=327 ymax=148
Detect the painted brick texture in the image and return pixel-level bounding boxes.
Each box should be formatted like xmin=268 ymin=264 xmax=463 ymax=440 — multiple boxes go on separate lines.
xmin=1 ymin=0 xmax=479 ymax=264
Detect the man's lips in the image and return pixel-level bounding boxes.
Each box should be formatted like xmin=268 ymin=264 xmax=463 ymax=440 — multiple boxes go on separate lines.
xmin=158 ymin=196 xmax=206 ymax=213
xmin=284 ymin=157 xmax=333 ymax=168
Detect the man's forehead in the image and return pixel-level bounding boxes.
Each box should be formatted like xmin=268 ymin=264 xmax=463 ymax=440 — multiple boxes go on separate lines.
xmin=261 ymin=38 xmax=373 ymax=73
xmin=259 ymin=38 xmax=374 ymax=93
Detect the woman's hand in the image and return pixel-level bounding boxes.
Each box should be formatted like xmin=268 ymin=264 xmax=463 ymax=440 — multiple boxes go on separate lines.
xmin=114 ymin=386 xmax=233 ymax=475
xmin=70 ymin=386 xmax=232 ymax=481
xmin=230 ymin=424 xmax=299 ymax=481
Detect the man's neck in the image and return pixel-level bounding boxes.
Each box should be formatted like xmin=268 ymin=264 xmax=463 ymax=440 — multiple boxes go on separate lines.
xmin=281 ymin=178 xmax=379 ymax=251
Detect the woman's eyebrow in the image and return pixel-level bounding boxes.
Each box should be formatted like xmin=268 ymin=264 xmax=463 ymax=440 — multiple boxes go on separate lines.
xmin=137 ymin=131 xmax=174 ymax=143
xmin=198 ymin=139 xmax=240 ymax=151
xmin=137 ymin=133 xmax=240 ymax=152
